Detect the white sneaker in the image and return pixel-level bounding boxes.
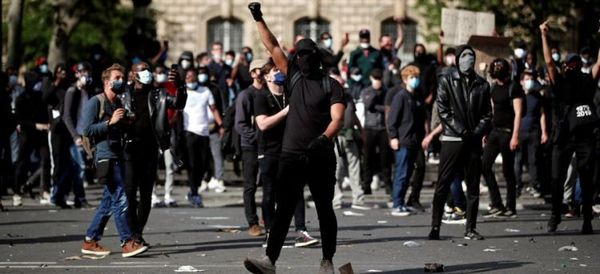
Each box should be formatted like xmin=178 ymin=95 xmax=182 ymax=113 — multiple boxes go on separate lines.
xmin=371 ymin=175 xmax=381 ymax=191
xmin=13 ymin=195 xmax=22 ymax=207
xmin=151 ymin=195 xmax=162 ymax=208
xmin=593 ymin=204 xmax=600 ymax=214
xmin=40 ymin=192 xmax=51 ymax=205
xmin=209 ymin=179 xmax=226 ymax=193
xmin=391 ymin=207 xmax=411 ymax=217
xmin=198 ymin=181 xmax=209 ymax=193
xmin=351 ymin=204 xmax=371 ymax=210
xmin=341 ymin=177 xmax=351 ymax=190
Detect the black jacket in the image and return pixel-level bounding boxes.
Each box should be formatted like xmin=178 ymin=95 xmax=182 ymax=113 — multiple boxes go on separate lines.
xmin=360 ymin=86 xmax=386 ymax=131
xmin=436 ymin=69 xmax=492 ymax=140
xmin=387 ymin=88 xmax=425 ymax=148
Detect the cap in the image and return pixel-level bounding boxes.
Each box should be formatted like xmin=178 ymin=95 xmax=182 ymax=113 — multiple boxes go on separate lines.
xmin=249 ymin=59 xmax=268 ymax=72
xmin=565 ymin=53 xmax=581 ymax=64
xmin=359 ymin=29 xmax=370 ymax=40
xmin=295 ymin=38 xmax=318 ymax=54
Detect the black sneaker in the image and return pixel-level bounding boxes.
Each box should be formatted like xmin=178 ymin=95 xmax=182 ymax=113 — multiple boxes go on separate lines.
xmin=428 ymin=227 xmax=440 ymax=240
xmin=407 ymin=200 xmax=425 ymax=212
xmin=55 ymin=200 xmax=72 ymax=209
xmin=464 ymin=230 xmax=484 ymax=240
xmin=244 ymin=256 xmax=276 ymax=274
xmin=582 ymin=221 xmax=593 ymax=235
xmin=547 ymin=215 xmax=561 ymax=233
xmin=483 ymin=207 xmax=504 ymax=218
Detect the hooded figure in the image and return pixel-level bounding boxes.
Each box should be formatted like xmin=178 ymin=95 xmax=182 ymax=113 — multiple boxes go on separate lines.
xmin=429 ymin=44 xmax=492 ymax=241
xmin=294 ymin=38 xmax=323 ymax=78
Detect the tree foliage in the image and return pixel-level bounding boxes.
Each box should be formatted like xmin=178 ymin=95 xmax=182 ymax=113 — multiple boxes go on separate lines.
xmin=3 ymin=0 xmax=136 ymax=69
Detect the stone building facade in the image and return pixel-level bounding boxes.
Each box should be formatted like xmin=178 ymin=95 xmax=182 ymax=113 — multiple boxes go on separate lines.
xmin=151 ymin=0 xmax=434 ymax=65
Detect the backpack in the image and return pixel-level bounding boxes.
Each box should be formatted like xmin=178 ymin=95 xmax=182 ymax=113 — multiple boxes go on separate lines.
xmin=81 ymin=93 xmax=107 ymax=161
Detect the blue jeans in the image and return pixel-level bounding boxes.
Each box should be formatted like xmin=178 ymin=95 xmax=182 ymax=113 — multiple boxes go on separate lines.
xmin=392 ymin=147 xmax=416 ymax=208
xmin=451 ymin=174 xmax=466 ymax=209
xmin=70 ymin=144 xmax=86 ymax=202
xmin=85 ymin=160 xmax=132 ymax=243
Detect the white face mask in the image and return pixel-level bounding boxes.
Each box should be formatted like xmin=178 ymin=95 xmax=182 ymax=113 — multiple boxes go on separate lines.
xmin=350 ymin=74 xmax=362 ymax=82
xmin=198 ymin=74 xmax=208 ymax=83
xmin=9 ymin=75 xmax=18 ymax=86
xmin=524 ymin=79 xmax=534 ymax=91
xmin=137 ymin=70 xmax=153 ymax=85
xmin=186 ymin=82 xmax=198 ymax=90
xmin=360 ymin=43 xmax=369 ymax=49
xmin=445 ymin=55 xmax=455 ymax=66
xmin=581 ymin=57 xmax=588 ymax=64
xmin=225 ymin=59 xmax=234 ymax=66
xmin=514 ymin=48 xmax=526 ymax=59
xmin=181 ymin=60 xmax=191 ymax=69
xmin=552 ymin=53 xmax=560 ymax=62
xmin=155 ymin=73 xmax=167 ymax=83
xmin=323 ymin=38 xmax=333 ymax=49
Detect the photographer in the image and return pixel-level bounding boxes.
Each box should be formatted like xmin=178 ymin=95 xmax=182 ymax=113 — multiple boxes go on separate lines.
xmin=244 ymin=3 xmax=345 ymax=273
xmin=80 ymin=63 xmax=148 ymax=258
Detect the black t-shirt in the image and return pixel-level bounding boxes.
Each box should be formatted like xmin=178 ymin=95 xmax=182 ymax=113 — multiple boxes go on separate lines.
xmin=521 ymin=91 xmax=543 ymax=131
xmin=491 ymin=81 xmax=524 ymax=129
xmin=254 ymin=89 xmax=287 ymax=156
xmin=282 ymin=65 xmax=345 ymax=153
xmin=551 ymin=73 xmax=597 ymax=132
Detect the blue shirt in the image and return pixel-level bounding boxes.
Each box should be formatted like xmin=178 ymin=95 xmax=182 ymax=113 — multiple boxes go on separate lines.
xmin=81 ymin=94 xmax=125 ymax=162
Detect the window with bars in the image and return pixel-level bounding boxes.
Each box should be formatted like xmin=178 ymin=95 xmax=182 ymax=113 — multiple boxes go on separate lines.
xmin=294 ymin=17 xmax=330 ymax=42
xmin=207 ymin=17 xmax=244 ymax=52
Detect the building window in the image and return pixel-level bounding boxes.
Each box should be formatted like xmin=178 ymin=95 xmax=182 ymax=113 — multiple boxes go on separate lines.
xmin=294 ymin=17 xmax=330 ymax=42
xmin=381 ymin=17 xmax=417 ymax=64
xmin=207 ymin=17 xmax=243 ymax=52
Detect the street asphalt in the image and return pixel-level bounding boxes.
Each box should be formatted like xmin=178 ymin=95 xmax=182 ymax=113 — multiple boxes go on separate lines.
xmin=1 ymin=179 xmax=599 ymax=273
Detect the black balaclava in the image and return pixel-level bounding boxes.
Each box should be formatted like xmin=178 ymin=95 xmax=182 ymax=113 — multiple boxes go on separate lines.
xmin=455 ymin=45 xmax=476 ymax=77
xmin=295 ymin=38 xmax=322 ymax=77
xmin=563 ymin=53 xmax=583 ymax=81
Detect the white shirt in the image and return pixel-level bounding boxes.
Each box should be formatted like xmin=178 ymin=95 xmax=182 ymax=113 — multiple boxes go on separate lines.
xmin=183 ymin=86 xmax=215 ymax=136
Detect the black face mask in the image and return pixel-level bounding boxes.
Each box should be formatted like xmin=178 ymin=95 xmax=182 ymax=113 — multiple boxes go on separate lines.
xmin=297 ymin=53 xmax=320 ymax=77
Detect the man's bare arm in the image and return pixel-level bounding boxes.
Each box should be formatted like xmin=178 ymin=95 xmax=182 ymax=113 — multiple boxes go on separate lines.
xmin=323 ymin=103 xmax=345 ymax=139
xmin=540 ymin=20 xmax=557 ymax=84
xmin=250 ymin=3 xmax=289 ymax=75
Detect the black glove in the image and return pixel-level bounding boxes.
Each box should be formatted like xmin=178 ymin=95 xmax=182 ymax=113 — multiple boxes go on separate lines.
xmin=248 ymin=2 xmax=263 ymax=21
xmin=308 ymin=134 xmax=333 ymax=152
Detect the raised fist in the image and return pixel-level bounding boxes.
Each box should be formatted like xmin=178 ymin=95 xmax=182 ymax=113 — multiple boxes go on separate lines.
xmin=248 ymin=2 xmax=263 ymax=22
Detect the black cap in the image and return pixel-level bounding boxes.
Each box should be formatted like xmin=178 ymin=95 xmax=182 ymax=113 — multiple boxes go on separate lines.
xmin=359 ymin=29 xmax=370 ymax=40
xmin=295 ymin=38 xmax=318 ymax=54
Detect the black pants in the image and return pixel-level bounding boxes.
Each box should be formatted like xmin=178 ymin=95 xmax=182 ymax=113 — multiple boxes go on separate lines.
xmin=267 ymin=150 xmax=337 ymax=262
xmin=49 ymin=125 xmax=74 ymax=202
xmin=242 ymin=148 xmax=259 ymax=226
xmin=259 ymin=155 xmax=306 ymax=232
xmin=482 ymin=129 xmax=517 ymax=212
xmin=551 ymin=132 xmax=596 ymax=221
xmin=515 ymin=129 xmax=541 ymax=191
xmin=14 ymin=129 xmax=50 ymax=195
xmin=408 ymin=148 xmax=425 ymax=203
xmin=364 ymin=129 xmax=392 ymax=188
xmin=185 ymin=132 xmax=210 ymax=195
xmin=125 ymin=143 xmax=159 ymax=237
xmin=431 ymin=141 xmax=482 ymax=231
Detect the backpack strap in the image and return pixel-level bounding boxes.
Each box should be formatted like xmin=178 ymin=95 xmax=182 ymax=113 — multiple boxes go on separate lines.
xmin=322 ymin=75 xmax=331 ymax=95
xmin=96 ymin=93 xmax=107 ymax=121
xmin=289 ymin=72 xmax=302 ymax=96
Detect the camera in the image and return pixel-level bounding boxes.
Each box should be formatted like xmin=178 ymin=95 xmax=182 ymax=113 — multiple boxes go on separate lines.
xmin=116 ymin=86 xmax=136 ymax=120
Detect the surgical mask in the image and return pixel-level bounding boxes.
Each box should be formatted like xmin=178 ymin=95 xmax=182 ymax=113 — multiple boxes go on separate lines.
xmin=514 ymin=48 xmax=526 ymax=59
xmin=360 ymin=43 xmax=369 ymax=49
xmin=186 ymin=82 xmax=198 ymax=90
xmin=245 ymin=53 xmax=253 ymax=63
xmin=524 ymin=79 xmax=534 ymax=91
xmin=198 ymin=73 xmax=208 ymax=83
xmin=273 ymin=72 xmax=286 ymax=86
xmin=137 ymin=70 xmax=153 ymax=85
xmin=9 ymin=75 xmax=18 ymax=86
xmin=212 ymin=53 xmax=222 ymax=62
xmin=552 ymin=53 xmax=560 ymax=62
xmin=225 ymin=59 xmax=234 ymax=66
xmin=458 ymin=50 xmax=475 ymax=74
xmin=392 ymin=69 xmax=398 ymax=75
xmin=181 ymin=60 xmax=191 ymax=69
xmin=581 ymin=57 xmax=588 ymax=64
xmin=39 ymin=64 xmax=49 ymax=74
xmin=582 ymin=67 xmax=591 ymax=74
xmin=350 ymin=74 xmax=362 ymax=82
xmin=94 ymin=53 xmax=102 ymax=61
xmin=323 ymin=38 xmax=333 ymax=49
xmin=445 ymin=55 xmax=455 ymax=66
xmin=111 ymin=79 xmax=125 ymax=94
xmin=79 ymin=75 xmax=92 ymax=86
xmin=155 ymin=73 xmax=167 ymax=83
xmin=408 ymin=77 xmax=420 ymax=89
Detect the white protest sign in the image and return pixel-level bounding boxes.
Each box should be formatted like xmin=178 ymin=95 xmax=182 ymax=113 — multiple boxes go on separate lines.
xmin=442 ymin=8 xmax=495 ymax=45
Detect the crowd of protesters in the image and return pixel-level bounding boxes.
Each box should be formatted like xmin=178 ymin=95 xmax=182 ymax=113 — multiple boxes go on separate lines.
xmin=1 ymin=2 xmax=599 ymax=272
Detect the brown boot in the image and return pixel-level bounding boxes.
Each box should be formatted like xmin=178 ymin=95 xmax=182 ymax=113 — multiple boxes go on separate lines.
xmin=81 ymin=240 xmax=111 ymax=256
xmin=121 ymin=240 xmax=148 ymax=258
xmin=248 ymin=224 xmax=263 ymax=237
